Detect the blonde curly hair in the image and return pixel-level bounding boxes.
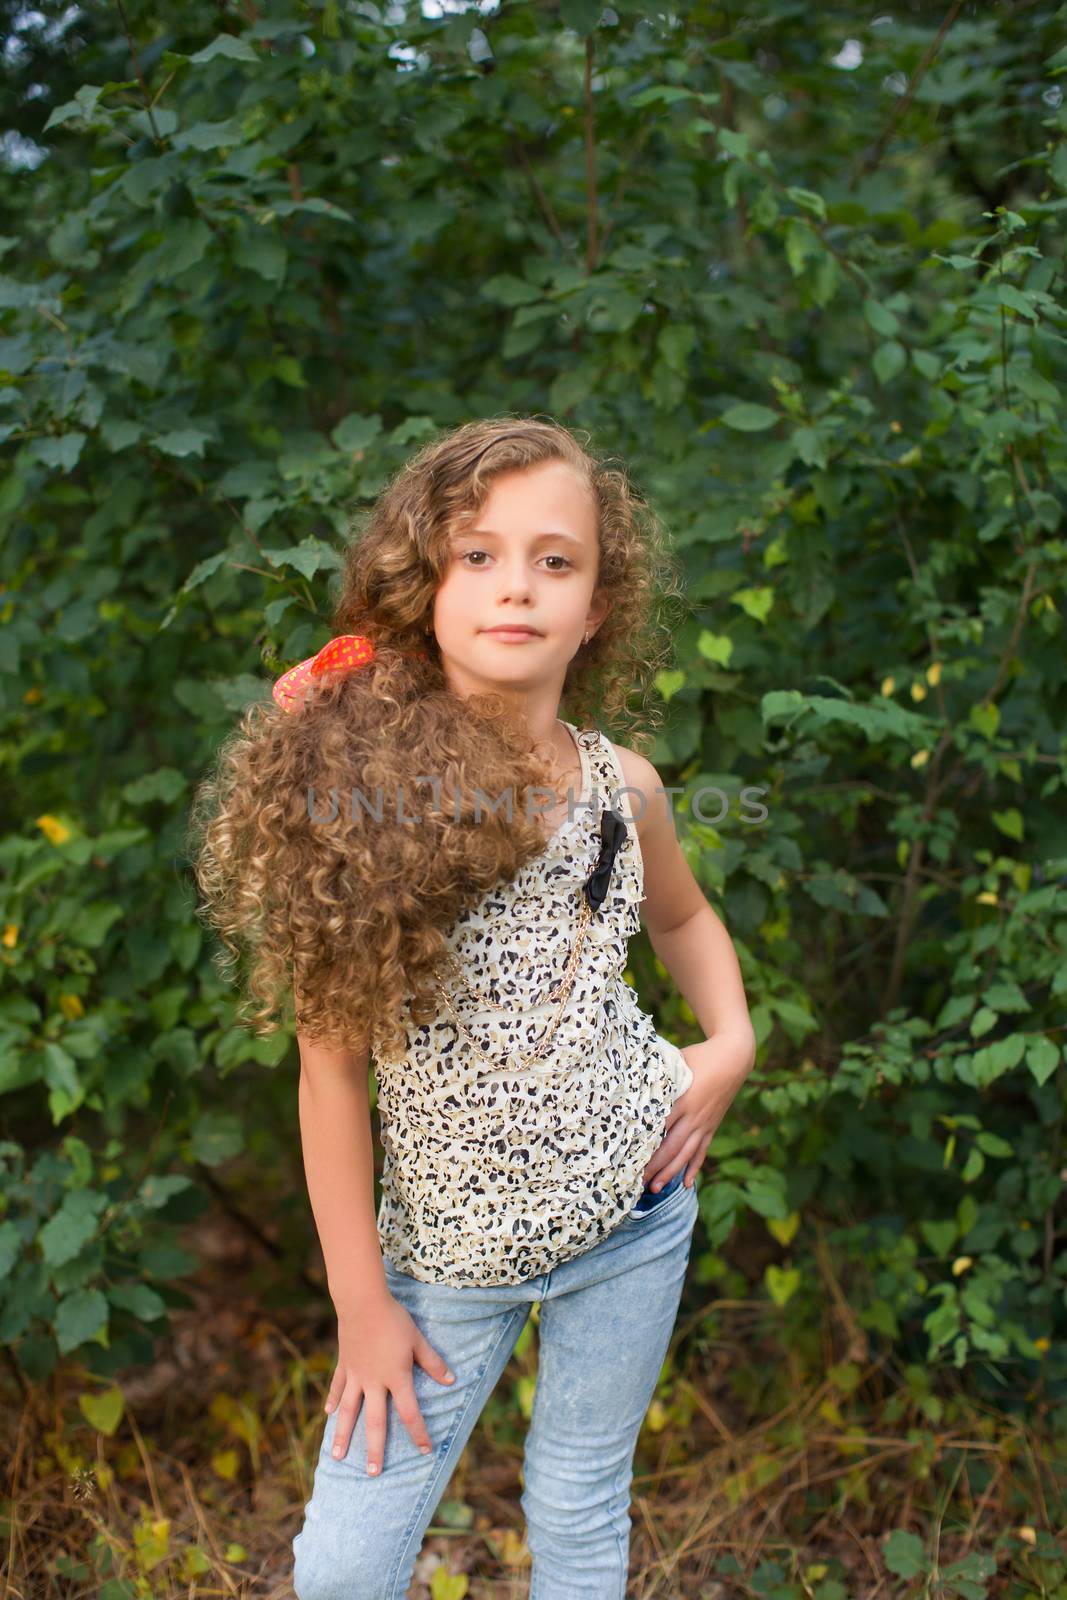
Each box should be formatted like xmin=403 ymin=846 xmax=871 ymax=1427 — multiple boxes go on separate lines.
xmin=188 ymin=415 xmax=686 ymax=1055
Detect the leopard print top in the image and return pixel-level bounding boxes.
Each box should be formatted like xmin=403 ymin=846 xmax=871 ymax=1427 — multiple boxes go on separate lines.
xmin=372 ymin=722 xmax=694 ymax=1286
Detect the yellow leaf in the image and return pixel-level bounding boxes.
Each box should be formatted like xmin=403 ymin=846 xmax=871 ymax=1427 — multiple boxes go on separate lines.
xmin=1016 ymin=1526 xmax=1037 ymax=1545
xmin=36 ymin=814 xmax=72 ymax=845
xmin=880 ymin=676 xmax=895 ymax=696
xmin=211 ymin=1449 xmax=240 ymax=1481
xmin=951 ymin=1256 xmax=973 ymax=1276
xmin=644 ymin=1397 xmax=669 ymax=1434
xmin=515 ymin=1373 xmax=537 ymax=1421
xmin=765 ymin=1264 xmax=800 ymax=1306
xmin=430 ymin=1566 xmax=469 ymax=1600
xmin=499 ymin=1528 xmax=529 ymax=1566
xmin=976 ymin=892 xmax=999 ymax=906
xmin=910 ymin=749 xmax=930 ymax=769
xmin=223 ymin=1543 xmax=247 ymax=1562
xmin=910 ymin=681 xmax=927 ymax=701
xmin=2 ymin=924 xmax=17 ymax=948
xmin=23 ymin=685 xmax=44 ymax=704
xmin=78 ymin=1387 xmax=124 ymax=1436
xmin=818 ymin=1397 xmax=844 ymax=1426
xmin=926 ymin=661 xmax=942 ymax=686
xmin=767 ymin=1211 xmax=800 ymax=1246
xmin=59 ymin=993 xmax=85 ymax=1020
xmin=1034 ymin=1337 xmax=1050 ymax=1354
xmin=133 ymin=1515 xmax=170 ymax=1572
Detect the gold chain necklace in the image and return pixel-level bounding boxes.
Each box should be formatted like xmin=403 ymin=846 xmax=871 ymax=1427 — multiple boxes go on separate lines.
xmin=435 ymin=891 xmax=595 ymax=1073
xmin=434 ymin=791 xmax=630 ymax=1076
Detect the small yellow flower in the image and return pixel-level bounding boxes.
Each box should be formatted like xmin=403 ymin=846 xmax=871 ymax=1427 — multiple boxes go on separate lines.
xmin=59 ymin=994 xmax=85 ymax=1020
xmin=976 ymin=891 xmax=998 ymax=906
xmin=910 ymin=749 xmax=930 ymax=769
xmin=23 ymin=686 xmax=43 ymax=705
xmin=926 ymin=662 xmax=942 ymax=685
xmin=910 ymin=681 xmax=927 ymax=702
xmin=2 ymin=924 xmax=17 ymax=949
xmin=951 ymin=1256 xmax=972 ymax=1276
xmin=880 ymin=675 xmax=895 ymax=696
xmin=36 ymin=815 xmax=72 ymax=845
xmin=1034 ymin=1337 xmax=1050 ymax=1355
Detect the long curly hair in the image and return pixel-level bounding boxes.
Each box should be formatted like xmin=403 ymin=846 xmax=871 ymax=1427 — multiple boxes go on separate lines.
xmin=188 ymin=415 xmax=686 ymax=1055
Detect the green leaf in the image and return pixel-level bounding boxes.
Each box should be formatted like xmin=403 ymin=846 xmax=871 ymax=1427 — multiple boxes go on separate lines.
xmin=982 ymin=981 xmax=1028 ymax=1014
xmin=654 ymin=669 xmax=685 ymax=701
xmin=67 ymin=904 xmax=125 ymax=947
xmin=55 ymin=1288 xmax=109 ymax=1355
xmin=696 ymin=631 xmax=734 ymax=666
xmin=731 ymin=586 xmax=774 ymax=623
xmin=1026 ymin=1036 xmax=1060 ymax=1086
xmin=191 ymin=1110 xmax=244 ymax=1167
xmin=560 ymin=0 xmax=603 ymax=34
xmin=720 ymin=403 xmax=779 ymax=432
xmin=863 ymin=298 xmax=900 ymax=337
xmin=107 ymin=1282 xmax=168 ymax=1320
xmin=138 ymin=1174 xmax=194 ymax=1211
xmin=189 ymin=34 xmax=259 ymax=64
xmin=234 ymin=232 xmax=287 ymax=284
xmin=971 ymin=1033 xmax=1027 ymax=1087
xmin=969 ymin=1007 xmax=997 ymax=1038
xmin=481 ymin=274 xmax=542 ymax=308
xmin=919 ymin=1219 xmax=957 ymax=1256
xmin=122 ymin=768 xmax=187 ymax=805
xmin=154 ymin=427 xmax=212 ymax=458
xmin=991 ymin=808 xmax=1023 ymax=841
xmin=39 ymin=1190 xmax=107 ymax=1268
xmin=872 ymin=340 xmax=907 ymax=384
xmin=969 ymin=702 xmax=1000 ymax=739
xmin=171 ymin=117 xmax=245 ymax=151
xmin=33 ymin=434 xmax=86 ymax=473
xmin=997 ymin=283 xmax=1039 ymax=321
xmin=883 ymin=1530 xmax=927 ymax=1579
xmin=330 ymin=413 xmax=383 ymax=453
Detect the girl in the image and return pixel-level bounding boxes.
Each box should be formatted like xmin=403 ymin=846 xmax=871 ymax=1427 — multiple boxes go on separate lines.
xmin=191 ymin=417 xmax=756 ymax=1599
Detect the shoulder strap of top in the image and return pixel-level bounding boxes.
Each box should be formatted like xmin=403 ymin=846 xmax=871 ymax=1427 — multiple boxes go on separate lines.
xmin=577 ymin=727 xmax=627 ymax=810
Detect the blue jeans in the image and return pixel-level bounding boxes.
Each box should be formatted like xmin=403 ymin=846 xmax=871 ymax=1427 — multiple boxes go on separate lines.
xmin=292 ymin=1168 xmax=697 ymax=1599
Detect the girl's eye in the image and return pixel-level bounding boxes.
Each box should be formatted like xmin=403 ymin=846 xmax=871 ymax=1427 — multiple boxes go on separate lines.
xmin=457 ymin=551 xmax=573 ymax=570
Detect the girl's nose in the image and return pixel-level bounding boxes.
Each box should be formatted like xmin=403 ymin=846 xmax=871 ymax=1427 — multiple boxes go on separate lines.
xmin=497 ymin=563 xmax=535 ymax=603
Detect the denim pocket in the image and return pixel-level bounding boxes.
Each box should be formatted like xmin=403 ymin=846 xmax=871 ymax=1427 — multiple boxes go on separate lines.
xmin=630 ymin=1167 xmax=685 ymax=1216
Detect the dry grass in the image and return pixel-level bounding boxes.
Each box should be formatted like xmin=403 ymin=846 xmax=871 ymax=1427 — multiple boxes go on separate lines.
xmin=2 ymin=1202 xmax=1064 ymax=1599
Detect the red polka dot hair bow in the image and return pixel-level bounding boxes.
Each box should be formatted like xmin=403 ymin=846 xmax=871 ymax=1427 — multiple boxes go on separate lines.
xmin=272 ymin=634 xmax=375 ymax=715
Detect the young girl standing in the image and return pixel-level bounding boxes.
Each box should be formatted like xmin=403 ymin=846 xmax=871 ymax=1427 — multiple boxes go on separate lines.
xmin=193 ymin=417 xmax=756 ymax=1599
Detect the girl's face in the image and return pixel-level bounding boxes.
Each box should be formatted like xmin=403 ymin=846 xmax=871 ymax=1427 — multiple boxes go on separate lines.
xmin=432 ymin=459 xmax=609 ymax=702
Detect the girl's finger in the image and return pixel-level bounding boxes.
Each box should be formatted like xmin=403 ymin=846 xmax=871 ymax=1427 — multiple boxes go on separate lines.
xmin=661 ymin=1131 xmax=704 ymax=1189
xmin=324 ymin=1369 xmax=345 ymax=1413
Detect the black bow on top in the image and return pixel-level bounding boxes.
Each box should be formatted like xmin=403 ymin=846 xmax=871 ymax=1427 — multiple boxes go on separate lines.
xmin=582 ymin=806 xmax=629 ymax=912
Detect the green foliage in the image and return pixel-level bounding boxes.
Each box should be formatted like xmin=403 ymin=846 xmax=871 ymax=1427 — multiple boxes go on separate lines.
xmin=1 ymin=0 xmax=1065 ymax=1406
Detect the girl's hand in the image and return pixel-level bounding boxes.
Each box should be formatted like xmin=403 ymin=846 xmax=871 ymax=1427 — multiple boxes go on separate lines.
xmin=324 ymin=1292 xmax=456 ymax=1476
xmin=641 ymin=1028 xmax=756 ymax=1192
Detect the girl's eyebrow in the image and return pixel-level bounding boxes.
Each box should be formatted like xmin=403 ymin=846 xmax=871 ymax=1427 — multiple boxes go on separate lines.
xmin=465 ymin=528 xmax=585 ymax=545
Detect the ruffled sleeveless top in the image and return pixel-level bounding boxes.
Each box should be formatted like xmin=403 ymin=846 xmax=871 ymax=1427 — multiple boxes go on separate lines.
xmin=373 ymin=723 xmax=694 ymax=1286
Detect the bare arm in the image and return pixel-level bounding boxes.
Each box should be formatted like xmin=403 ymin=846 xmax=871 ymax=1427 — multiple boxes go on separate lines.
xmin=296 ymin=1029 xmax=390 ymax=1312
xmin=295 ymin=1012 xmax=456 ymax=1474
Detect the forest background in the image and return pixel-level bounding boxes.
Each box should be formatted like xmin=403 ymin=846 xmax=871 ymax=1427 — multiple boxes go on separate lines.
xmin=1 ymin=1 xmax=1066 ymax=1596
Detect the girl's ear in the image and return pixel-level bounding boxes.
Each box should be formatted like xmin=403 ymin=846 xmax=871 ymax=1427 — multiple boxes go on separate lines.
xmin=588 ymin=589 xmax=612 ymax=632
